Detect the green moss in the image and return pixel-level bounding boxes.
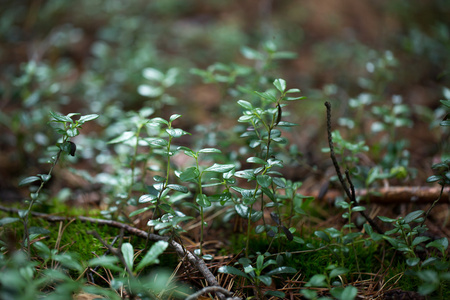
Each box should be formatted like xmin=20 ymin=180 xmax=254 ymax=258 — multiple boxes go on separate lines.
xmin=0 ymin=205 xmax=179 ymax=276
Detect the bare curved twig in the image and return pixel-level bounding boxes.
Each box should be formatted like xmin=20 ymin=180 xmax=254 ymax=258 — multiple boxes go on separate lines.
xmin=0 ymin=205 xmax=237 ymax=300
xmin=324 ymin=102 xmax=383 ymax=234
xmin=185 ymin=286 xmax=239 ymax=300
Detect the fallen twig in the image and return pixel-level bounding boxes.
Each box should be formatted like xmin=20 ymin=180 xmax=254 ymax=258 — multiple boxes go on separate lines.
xmin=185 ymin=286 xmax=239 ymax=300
xmin=0 ymin=205 xmax=236 ymax=300
xmin=306 ymin=185 xmax=450 ymax=204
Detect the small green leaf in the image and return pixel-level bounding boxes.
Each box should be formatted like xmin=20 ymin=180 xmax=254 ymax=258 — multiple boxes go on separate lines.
xmin=272 ymin=51 xmax=297 ymax=59
xmin=259 ymin=275 xmax=272 ymax=286
xmin=277 ymin=121 xmax=297 ymax=127
xmin=293 ymin=236 xmax=305 ymax=244
xmin=243 ymin=264 xmax=255 ymax=274
xmin=406 ymin=257 xmax=420 ymax=267
xmin=286 ymin=96 xmax=306 ymax=101
xmin=440 ymin=120 xmax=450 ymax=126
xmin=88 ymin=256 xmax=121 ymax=272
xmin=33 ymin=241 xmax=51 ymax=256
xmin=251 ymin=211 xmax=263 ymax=222
xmin=39 ymin=174 xmax=51 ymax=183
xmin=149 ymin=117 xmax=169 ymax=126
xmin=256 ymin=254 xmax=264 ymax=271
xmin=257 ymin=174 xmax=272 ymax=188
xmin=404 ymin=210 xmax=424 ymax=223
xmin=273 ymin=78 xmax=286 ymax=93
xmin=53 ymin=253 xmax=83 ymax=273
xmin=138 ymin=85 xmax=163 ymax=97
xmin=121 ymin=243 xmax=134 ymax=272
xmin=301 ymin=289 xmax=317 ymax=299
xmin=333 ymin=286 xmax=357 ymax=300
xmin=167 ymin=184 xmax=188 ymax=193
xmin=266 ymin=266 xmax=297 ymax=276
xmin=129 ymin=207 xmax=151 ymax=217
xmin=0 ymin=217 xmax=20 ymax=226
xmin=153 ymin=175 xmax=166 ymax=182
xmin=143 ymin=67 xmax=164 ymax=81
xmin=240 ymin=46 xmax=264 ymax=60
xmin=286 ymin=88 xmax=301 ymax=93
xmin=314 ymin=231 xmax=330 ymax=243
xmin=50 ymin=111 xmax=72 ymax=123
xmin=426 ymin=175 xmax=442 ymax=183
xmin=234 ymin=169 xmax=256 ymax=180
xmin=378 ymin=216 xmax=397 ymax=223
xmin=218 ymin=266 xmax=250 ymax=279
xmin=169 ymin=114 xmax=182 ymax=122
xmin=329 ymin=267 xmax=349 ymax=279
xmin=431 ymin=162 xmax=449 ymax=170
xmin=180 ymin=167 xmax=199 ymax=182
xmin=178 ymin=146 xmax=195 ymax=157
xmin=237 ymin=100 xmax=253 ymax=110
xmin=166 ymin=128 xmax=190 ymax=138
xmin=66 ymin=128 xmax=79 ymax=137
xmin=255 ymin=225 xmax=266 ymax=234
xmin=78 ymin=114 xmax=99 ymax=123
xmin=232 ymin=186 xmax=255 ymax=198
xmin=352 ymin=206 xmax=366 ymax=212
xmin=19 ymin=176 xmax=41 ymax=186
xmin=139 ymin=194 xmax=157 ymax=203
xmin=412 ymin=236 xmax=430 ymax=247
xmin=426 ymin=237 xmax=449 ymax=254
xmin=306 ymin=274 xmax=327 ymax=287
xmin=204 ymin=163 xmax=235 ymax=173
xmin=198 ymin=148 xmax=222 ymax=154
xmin=254 ymin=90 xmax=278 ymax=102
xmin=147 ymin=138 xmax=169 ymax=147
xmin=247 ymin=156 xmax=267 ymax=165
xmin=196 ymin=194 xmax=211 ymax=208
xmin=108 ymin=131 xmax=135 ymax=144
xmin=235 ymin=204 xmax=249 ymax=218
xmin=238 ymin=115 xmax=253 ymax=123
xmin=272 ymin=177 xmax=286 ymax=188
xmin=18 ymin=209 xmax=28 ymax=218
xmin=249 ymin=139 xmax=261 ymax=148
xmin=135 ymin=241 xmax=168 ymax=271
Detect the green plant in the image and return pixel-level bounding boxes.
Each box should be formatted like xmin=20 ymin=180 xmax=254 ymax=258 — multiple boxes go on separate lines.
xmin=130 ymin=114 xmax=193 ymax=242
xmin=301 ymin=264 xmax=357 ymax=300
xmin=233 ymin=78 xmax=305 ymax=256
xmin=11 ymin=111 xmax=98 ymax=258
xmin=86 ymin=231 xmax=184 ymax=299
xmin=401 ymin=89 xmax=450 ymax=297
xmin=177 ymin=146 xmax=235 ymax=256
xmin=218 ymin=253 xmax=296 ymax=299
xmin=2 ymin=2 xmax=450 ymax=299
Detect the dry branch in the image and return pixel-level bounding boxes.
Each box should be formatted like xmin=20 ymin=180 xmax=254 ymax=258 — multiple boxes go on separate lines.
xmin=309 ymin=186 xmax=450 ymax=204
xmin=325 ymin=101 xmax=383 ymax=233
xmin=0 ymin=205 xmax=237 ymax=300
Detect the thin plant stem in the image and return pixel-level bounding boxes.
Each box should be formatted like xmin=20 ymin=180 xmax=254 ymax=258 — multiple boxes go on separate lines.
xmin=196 ymin=156 xmax=205 ymax=256
xmin=421 ymin=184 xmax=446 ymax=227
xmin=154 ymin=135 xmax=173 ymax=219
xmin=128 ymin=126 xmax=142 ymax=200
xmin=325 ymin=101 xmax=383 ymax=234
xmin=23 ymin=144 xmax=64 ymax=259
xmin=246 ymin=204 xmax=253 ymax=258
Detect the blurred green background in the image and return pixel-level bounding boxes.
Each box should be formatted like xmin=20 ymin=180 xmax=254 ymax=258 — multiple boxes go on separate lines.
xmin=1 ymin=0 xmax=449 ymax=198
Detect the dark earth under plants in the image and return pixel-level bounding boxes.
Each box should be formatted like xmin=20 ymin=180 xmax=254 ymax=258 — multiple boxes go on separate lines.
xmin=0 ymin=1 xmax=450 ymax=299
